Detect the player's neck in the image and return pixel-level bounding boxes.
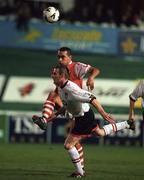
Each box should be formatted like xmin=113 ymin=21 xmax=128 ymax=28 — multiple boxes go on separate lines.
xmin=60 ymin=78 xmax=68 ymax=88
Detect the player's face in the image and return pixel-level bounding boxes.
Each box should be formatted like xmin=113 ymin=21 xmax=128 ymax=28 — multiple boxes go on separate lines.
xmin=51 ymin=68 xmax=62 ymax=86
xmin=57 ymin=50 xmax=72 ymax=66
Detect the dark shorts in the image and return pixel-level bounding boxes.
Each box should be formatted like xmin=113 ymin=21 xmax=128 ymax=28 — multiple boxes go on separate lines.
xmin=71 ymin=108 xmax=99 ymax=136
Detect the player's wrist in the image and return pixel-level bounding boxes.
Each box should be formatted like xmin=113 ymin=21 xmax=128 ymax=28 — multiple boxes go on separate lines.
xmin=88 ymin=76 xmax=94 ymax=80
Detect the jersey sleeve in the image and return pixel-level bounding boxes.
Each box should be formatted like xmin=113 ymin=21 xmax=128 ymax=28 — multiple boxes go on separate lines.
xmin=129 ymin=80 xmax=144 ymax=101
xmin=65 ymin=81 xmax=96 ymax=103
xmin=74 ymin=62 xmax=91 ymax=79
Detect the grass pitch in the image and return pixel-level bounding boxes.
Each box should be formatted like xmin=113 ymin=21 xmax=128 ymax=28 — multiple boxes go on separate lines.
xmin=0 ymin=144 xmax=143 ymax=180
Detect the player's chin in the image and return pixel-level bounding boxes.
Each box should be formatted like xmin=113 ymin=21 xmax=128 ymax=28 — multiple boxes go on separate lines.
xmin=53 ymin=80 xmax=58 ymax=86
xmin=59 ymin=62 xmax=63 ymax=65
xmin=59 ymin=62 xmax=66 ymax=66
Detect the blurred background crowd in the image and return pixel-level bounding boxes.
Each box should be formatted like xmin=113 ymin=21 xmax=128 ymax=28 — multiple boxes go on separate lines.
xmin=0 ymin=0 xmax=144 ymax=27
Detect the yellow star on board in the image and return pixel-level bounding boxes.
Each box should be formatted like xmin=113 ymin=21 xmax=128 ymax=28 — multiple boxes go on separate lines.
xmin=121 ymin=37 xmax=137 ymax=54
xmin=23 ymin=30 xmax=42 ymax=42
xmin=19 ymin=29 xmax=42 ymax=43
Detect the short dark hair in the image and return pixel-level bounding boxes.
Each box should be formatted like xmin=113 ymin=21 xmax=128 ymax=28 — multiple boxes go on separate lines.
xmin=53 ymin=64 xmax=70 ymax=79
xmin=58 ymin=47 xmax=72 ymax=56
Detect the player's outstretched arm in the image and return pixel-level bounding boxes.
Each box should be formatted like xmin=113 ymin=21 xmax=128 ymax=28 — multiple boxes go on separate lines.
xmin=90 ymin=98 xmax=115 ymax=123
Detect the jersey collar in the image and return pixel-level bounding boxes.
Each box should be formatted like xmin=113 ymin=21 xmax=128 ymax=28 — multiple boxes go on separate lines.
xmin=60 ymin=80 xmax=68 ymax=89
xmin=69 ymin=61 xmax=72 ymax=64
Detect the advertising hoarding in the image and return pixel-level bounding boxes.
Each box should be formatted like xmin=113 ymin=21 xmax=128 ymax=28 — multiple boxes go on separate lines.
xmin=0 ymin=20 xmax=118 ymax=54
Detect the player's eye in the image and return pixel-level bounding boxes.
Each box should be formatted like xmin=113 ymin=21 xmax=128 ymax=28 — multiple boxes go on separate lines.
xmin=51 ymin=69 xmax=57 ymax=75
xmin=58 ymin=55 xmax=65 ymax=59
xmin=51 ymin=71 xmax=57 ymax=75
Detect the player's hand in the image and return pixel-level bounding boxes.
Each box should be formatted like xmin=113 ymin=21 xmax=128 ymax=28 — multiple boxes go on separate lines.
xmin=103 ymin=113 xmax=116 ymax=124
xmin=128 ymin=115 xmax=135 ymax=121
xmin=86 ymin=77 xmax=94 ymax=91
xmin=47 ymin=107 xmax=66 ymax=123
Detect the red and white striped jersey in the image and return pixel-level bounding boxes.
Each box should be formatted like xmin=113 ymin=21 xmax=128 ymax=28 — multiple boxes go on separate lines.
xmin=67 ymin=61 xmax=91 ymax=88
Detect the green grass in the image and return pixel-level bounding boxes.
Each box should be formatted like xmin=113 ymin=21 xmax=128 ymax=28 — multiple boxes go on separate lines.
xmin=0 ymin=144 xmax=143 ymax=180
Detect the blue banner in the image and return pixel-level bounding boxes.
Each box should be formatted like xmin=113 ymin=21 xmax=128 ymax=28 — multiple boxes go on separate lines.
xmin=0 ymin=19 xmax=118 ymax=54
xmin=118 ymin=31 xmax=144 ymax=56
xmin=8 ymin=115 xmax=47 ymax=143
xmin=4 ymin=114 xmax=144 ymax=146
